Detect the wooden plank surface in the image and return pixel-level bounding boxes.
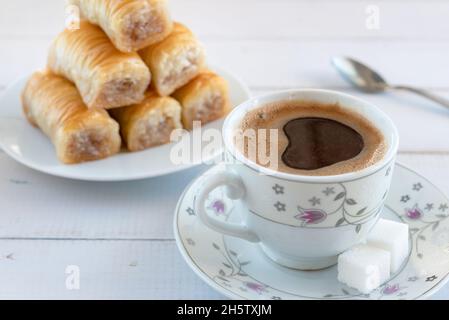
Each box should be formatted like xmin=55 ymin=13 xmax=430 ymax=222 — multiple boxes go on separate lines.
xmin=4 ymin=38 xmax=449 ymax=89
xmin=3 ymin=0 xmax=449 ymax=40
xmin=0 ymin=239 xmax=223 ymax=300
xmin=0 ymin=152 xmax=205 ymax=240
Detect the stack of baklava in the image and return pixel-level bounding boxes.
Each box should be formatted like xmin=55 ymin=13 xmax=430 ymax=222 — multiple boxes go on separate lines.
xmin=21 ymin=0 xmax=230 ymax=164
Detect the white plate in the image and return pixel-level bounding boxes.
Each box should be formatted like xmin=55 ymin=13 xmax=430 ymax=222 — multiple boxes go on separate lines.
xmin=0 ymin=67 xmax=250 ymax=181
xmin=174 ymin=163 xmax=449 ymax=300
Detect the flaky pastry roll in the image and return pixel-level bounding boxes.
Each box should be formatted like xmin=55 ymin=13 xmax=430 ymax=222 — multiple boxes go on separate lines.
xmin=48 ymin=21 xmax=151 ymax=109
xmin=22 ymin=71 xmax=121 ymax=164
xmin=69 ymin=0 xmax=173 ymax=52
xmin=110 ymin=91 xmax=182 ymax=152
xmin=139 ymin=23 xmax=206 ymax=96
xmin=173 ymin=71 xmax=230 ymax=130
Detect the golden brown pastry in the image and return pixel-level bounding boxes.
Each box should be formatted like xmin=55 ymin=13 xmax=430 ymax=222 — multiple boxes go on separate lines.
xmin=139 ymin=23 xmax=206 ymax=96
xmin=21 ymin=71 xmax=121 ymax=164
xmin=110 ymin=91 xmax=182 ymax=152
xmin=48 ymin=21 xmax=151 ymax=109
xmin=173 ymin=71 xmax=230 ymax=130
xmin=69 ymin=0 xmax=173 ymax=52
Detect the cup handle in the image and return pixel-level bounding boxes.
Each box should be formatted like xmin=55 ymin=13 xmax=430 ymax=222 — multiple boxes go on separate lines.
xmin=195 ymin=171 xmax=260 ymax=243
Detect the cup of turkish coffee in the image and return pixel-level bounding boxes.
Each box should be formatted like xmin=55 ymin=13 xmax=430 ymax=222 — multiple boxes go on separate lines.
xmin=195 ymin=89 xmax=399 ymax=270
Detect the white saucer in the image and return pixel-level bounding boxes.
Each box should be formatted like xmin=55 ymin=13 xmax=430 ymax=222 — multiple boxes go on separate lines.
xmin=0 ymin=67 xmax=250 ymax=181
xmin=174 ymin=163 xmax=449 ymax=300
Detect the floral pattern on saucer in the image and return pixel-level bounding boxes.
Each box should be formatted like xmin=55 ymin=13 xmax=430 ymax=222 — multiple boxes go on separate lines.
xmin=175 ymin=164 xmax=449 ymax=300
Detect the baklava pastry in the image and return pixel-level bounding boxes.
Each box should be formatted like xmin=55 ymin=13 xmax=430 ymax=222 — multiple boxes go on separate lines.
xmin=69 ymin=0 xmax=173 ymax=52
xmin=110 ymin=91 xmax=182 ymax=152
xmin=139 ymin=23 xmax=206 ymax=96
xmin=173 ymin=71 xmax=230 ymax=130
xmin=48 ymin=21 xmax=151 ymax=109
xmin=21 ymin=71 xmax=121 ymax=164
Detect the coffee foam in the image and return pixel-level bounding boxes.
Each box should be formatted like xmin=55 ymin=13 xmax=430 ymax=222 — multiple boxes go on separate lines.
xmin=236 ymin=100 xmax=387 ymax=176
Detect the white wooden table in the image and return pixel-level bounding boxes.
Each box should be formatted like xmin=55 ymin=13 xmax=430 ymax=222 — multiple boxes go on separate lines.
xmin=1 ymin=0 xmax=449 ymax=299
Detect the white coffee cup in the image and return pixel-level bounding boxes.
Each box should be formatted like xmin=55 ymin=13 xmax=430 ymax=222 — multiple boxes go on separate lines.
xmin=195 ymin=89 xmax=399 ymax=270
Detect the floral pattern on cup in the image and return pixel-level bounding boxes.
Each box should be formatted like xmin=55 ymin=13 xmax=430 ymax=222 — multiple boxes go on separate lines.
xmin=259 ymin=179 xmax=387 ymax=233
xmin=295 ymin=208 xmax=327 ymax=225
xmin=235 ymin=162 xmax=395 ymax=230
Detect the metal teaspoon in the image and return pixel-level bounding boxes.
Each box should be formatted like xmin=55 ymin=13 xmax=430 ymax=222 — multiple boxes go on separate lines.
xmin=331 ymin=56 xmax=449 ymax=110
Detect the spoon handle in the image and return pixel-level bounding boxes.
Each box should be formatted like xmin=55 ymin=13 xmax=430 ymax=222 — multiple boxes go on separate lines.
xmin=392 ymin=85 xmax=449 ymax=110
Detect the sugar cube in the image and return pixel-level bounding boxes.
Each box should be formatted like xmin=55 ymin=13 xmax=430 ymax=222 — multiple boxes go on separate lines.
xmin=367 ymin=218 xmax=409 ymax=273
xmin=338 ymin=244 xmax=391 ymax=294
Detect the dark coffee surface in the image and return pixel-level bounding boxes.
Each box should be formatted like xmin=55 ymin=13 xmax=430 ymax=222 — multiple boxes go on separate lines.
xmin=282 ymin=117 xmax=364 ymax=170
xmin=237 ymin=100 xmax=386 ymax=176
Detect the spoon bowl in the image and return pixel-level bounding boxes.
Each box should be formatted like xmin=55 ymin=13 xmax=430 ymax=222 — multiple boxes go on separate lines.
xmin=331 ymin=57 xmax=388 ymax=93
